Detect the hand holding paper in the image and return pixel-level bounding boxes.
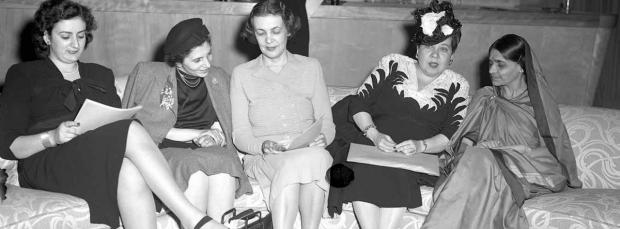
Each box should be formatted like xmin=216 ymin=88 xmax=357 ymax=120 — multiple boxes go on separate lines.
xmin=74 ymin=99 xmax=142 ymax=134
xmin=309 ymin=133 xmax=327 ymax=147
xmin=286 ymin=116 xmax=324 ymax=150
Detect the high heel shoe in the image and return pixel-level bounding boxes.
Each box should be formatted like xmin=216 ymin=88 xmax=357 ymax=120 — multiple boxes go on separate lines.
xmin=194 ymin=215 xmax=212 ymax=229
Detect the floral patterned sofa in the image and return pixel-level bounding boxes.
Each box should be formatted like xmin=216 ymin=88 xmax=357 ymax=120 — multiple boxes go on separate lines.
xmin=1 ymin=86 xmax=619 ymax=229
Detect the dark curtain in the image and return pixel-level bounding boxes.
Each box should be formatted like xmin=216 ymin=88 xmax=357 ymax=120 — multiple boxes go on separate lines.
xmin=577 ymin=0 xmax=620 ymax=109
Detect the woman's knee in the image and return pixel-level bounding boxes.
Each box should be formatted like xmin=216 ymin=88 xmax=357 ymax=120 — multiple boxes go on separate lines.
xmin=462 ymin=148 xmax=495 ymax=164
xmin=127 ymin=120 xmax=148 ymax=136
xmin=118 ymin=159 xmax=150 ymax=194
xmin=453 ymin=148 xmax=497 ymax=176
xmin=295 ymin=148 xmax=333 ymax=165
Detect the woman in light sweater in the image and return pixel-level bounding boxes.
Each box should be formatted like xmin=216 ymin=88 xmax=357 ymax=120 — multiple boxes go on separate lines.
xmin=230 ymin=1 xmax=335 ymax=228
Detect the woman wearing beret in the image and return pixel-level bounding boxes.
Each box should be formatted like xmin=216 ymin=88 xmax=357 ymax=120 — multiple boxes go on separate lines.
xmin=326 ymin=1 xmax=469 ymax=228
xmin=122 ymin=18 xmax=251 ymax=224
xmin=230 ymin=1 xmax=335 ymax=228
xmin=0 ymin=1 xmax=225 ymax=228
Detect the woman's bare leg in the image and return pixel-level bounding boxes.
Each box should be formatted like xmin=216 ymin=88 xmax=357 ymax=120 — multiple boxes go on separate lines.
xmin=206 ymin=173 xmax=235 ymax=221
xmin=185 ymin=172 xmax=211 ymax=212
xmin=299 ymin=183 xmax=324 ymax=229
xmin=117 ymin=158 xmax=157 ymax=229
xmin=185 ymin=172 xmax=235 ymax=221
xmin=379 ymin=207 xmax=405 ymax=229
xmin=352 ymin=201 xmax=379 ymax=229
xmin=271 ymin=184 xmax=300 ymax=229
xmin=124 ymin=121 xmax=225 ymax=229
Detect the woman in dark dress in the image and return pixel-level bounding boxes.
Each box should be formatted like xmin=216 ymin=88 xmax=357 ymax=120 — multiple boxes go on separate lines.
xmin=122 ymin=18 xmax=252 ymax=222
xmin=0 ymin=1 xmax=223 ymax=228
xmin=327 ymin=1 xmax=469 ymax=228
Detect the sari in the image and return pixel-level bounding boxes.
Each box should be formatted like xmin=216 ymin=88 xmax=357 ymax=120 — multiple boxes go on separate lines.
xmin=421 ymin=41 xmax=581 ymax=229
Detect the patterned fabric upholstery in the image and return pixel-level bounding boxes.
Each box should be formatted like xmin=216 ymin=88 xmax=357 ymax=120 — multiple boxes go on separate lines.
xmin=559 ymin=105 xmax=620 ymax=189
xmin=0 ymin=185 xmax=107 ymax=229
xmin=524 ymin=189 xmax=620 ymax=229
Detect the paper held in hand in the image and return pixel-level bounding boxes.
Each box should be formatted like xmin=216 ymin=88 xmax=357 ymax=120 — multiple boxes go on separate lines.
xmin=286 ymin=116 xmax=324 ymax=150
xmin=74 ymin=99 xmax=142 ymax=134
xmin=347 ymin=143 xmax=439 ymax=176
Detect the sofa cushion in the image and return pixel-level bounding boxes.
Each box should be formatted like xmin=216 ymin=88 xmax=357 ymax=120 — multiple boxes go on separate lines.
xmin=0 ymin=185 xmax=107 ymax=229
xmin=560 ymin=105 xmax=620 ymax=189
xmin=523 ymin=188 xmax=620 ymax=229
xmin=327 ymin=86 xmax=357 ymax=106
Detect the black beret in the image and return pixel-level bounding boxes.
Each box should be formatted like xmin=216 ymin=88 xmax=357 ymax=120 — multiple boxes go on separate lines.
xmin=164 ymin=18 xmax=210 ymax=57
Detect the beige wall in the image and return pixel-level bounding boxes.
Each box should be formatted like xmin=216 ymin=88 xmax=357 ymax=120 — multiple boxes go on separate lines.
xmin=0 ymin=0 xmax=614 ymax=106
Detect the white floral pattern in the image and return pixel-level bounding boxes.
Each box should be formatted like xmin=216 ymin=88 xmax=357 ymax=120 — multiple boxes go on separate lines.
xmin=524 ymin=189 xmax=620 ymax=229
xmin=0 ymin=185 xmax=108 ymax=229
xmin=559 ymin=105 xmax=620 ymax=189
xmin=3 ymin=88 xmax=619 ymax=229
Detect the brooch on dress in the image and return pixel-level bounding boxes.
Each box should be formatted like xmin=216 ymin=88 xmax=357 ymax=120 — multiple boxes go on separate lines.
xmin=160 ymin=84 xmax=174 ymax=110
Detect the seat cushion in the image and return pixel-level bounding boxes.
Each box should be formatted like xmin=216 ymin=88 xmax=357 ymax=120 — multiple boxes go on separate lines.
xmin=523 ymin=189 xmax=620 ymax=229
xmin=0 ymin=185 xmax=107 ymax=229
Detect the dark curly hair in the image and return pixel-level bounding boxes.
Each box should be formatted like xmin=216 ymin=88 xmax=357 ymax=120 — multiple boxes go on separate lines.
xmin=33 ymin=0 xmax=97 ymax=57
xmin=240 ymin=0 xmax=301 ymax=44
xmin=411 ymin=0 xmax=462 ymax=52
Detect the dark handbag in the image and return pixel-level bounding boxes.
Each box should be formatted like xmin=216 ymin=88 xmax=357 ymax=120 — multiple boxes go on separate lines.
xmin=221 ymin=208 xmax=272 ymax=229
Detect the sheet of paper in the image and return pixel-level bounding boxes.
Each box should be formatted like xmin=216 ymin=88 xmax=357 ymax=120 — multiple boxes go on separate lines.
xmin=347 ymin=143 xmax=439 ymax=176
xmin=74 ymin=99 xmax=142 ymax=134
xmin=286 ymin=116 xmax=324 ymax=150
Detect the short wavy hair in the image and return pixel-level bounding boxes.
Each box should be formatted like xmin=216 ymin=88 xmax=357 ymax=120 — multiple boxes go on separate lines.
xmin=33 ymin=0 xmax=97 ymax=57
xmin=240 ymin=0 xmax=301 ymax=43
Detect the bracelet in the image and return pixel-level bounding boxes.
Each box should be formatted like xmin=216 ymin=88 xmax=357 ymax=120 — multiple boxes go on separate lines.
xmin=361 ymin=124 xmax=377 ymax=136
xmin=40 ymin=131 xmax=57 ymax=148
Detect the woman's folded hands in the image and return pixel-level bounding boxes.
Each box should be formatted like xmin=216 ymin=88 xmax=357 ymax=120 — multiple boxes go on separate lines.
xmin=366 ymin=129 xmax=397 ymax=153
xmin=192 ymin=129 xmax=225 ymax=148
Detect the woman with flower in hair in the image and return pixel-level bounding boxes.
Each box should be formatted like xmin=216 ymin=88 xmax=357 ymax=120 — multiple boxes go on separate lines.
xmin=326 ymin=1 xmax=469 ymax=228
xmin=122 ymin=18 xmax=252 ymax=224
xmin=420 ymin=34 xmax=581 ymax=229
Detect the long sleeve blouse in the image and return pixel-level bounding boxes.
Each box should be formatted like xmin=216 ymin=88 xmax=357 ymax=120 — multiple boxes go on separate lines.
xmin=230 ymin=52 xmax=335 ymax=155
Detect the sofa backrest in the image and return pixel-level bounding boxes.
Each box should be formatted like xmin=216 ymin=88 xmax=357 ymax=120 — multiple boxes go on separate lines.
xmin=325 ymin=86 xmax=620 ymax=190
xmin=560 ymin=105 xmax=620 ymax=189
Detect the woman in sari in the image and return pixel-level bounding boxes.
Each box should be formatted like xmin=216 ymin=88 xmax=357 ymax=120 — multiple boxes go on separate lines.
xmin=421 ymin=34 xmax=582 ymax=229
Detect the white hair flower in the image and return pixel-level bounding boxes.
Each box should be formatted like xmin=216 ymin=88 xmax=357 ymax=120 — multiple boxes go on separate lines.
xmin=441 ymin=24 xmax=453 ymax=36
xmin=420 ymin=11 xmax=445 ymax=36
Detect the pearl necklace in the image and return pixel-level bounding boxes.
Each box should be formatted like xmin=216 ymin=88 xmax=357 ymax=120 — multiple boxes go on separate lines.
xmin=176 ymin=69 xmax=202 ymax=88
